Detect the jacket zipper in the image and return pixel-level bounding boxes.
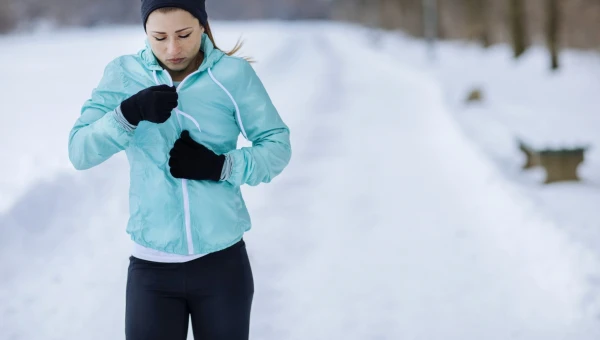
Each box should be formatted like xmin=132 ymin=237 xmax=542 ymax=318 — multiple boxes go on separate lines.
xmin=155 ymin=69 xmax=202 ymax=255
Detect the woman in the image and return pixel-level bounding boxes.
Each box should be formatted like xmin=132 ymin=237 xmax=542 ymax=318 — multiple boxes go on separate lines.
xmin=67 ymin=0 xmax=292 ymax=339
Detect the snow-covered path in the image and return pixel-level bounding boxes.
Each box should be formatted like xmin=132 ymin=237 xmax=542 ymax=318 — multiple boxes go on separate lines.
xmin=2 ymin=22 xmax=600 ymax=340
xmin=246 ymin=26 xmax=600 ymax=339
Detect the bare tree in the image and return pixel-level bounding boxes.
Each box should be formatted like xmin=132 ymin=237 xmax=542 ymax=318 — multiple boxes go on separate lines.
xmin=465 ymin=0 xmax=489 ymax=46
xmin=379 ymin=0 xmax=403 ymax=30
xmin=331 ymin=0 xmax=363 ymax=23
xmin=509 ymin=0 xmax=527 ymax=58
xmin=0 ymin=0 xmax=16 ymax=33
xmin=546 ymin=0 xmax=559 ymax=70
xmin=360 ymin=0 xmax=382 ymax=28
xmin=395 ymin=0 xmax=425 ymax=37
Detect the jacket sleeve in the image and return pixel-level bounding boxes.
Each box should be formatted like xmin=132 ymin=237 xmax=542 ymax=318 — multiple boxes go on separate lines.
xmin=68 ymin=58 xmax=135 ymax=170
xmin=225 ymin=60 xmax=292 ymax=187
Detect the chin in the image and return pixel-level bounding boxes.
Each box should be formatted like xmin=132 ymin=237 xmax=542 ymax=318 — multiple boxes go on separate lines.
xmin=167 ymin=63 xmax=188 ymax=72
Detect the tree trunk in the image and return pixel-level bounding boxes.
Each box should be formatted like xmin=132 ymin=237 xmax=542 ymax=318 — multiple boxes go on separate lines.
xmin=379 ymin=0 xmax=402 ymax=30
xmin=0 ymin=0 xmax=16 ymax=33
xmin=465 ymin=0 xmax=489 ymax=47
xmin=400 ymin=0 xmax=425 ymax=37
xmin=509 ymin=0 xmax=527 ymax=58
xmin=363 ymin=0 xmax=383 ymax=28
xmin=546 ymin=0 xmax=559 ymax=70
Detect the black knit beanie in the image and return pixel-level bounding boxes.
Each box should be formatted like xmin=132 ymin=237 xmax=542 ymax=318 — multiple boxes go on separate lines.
xmin=141 ymin=0 xmax=208 ymax=29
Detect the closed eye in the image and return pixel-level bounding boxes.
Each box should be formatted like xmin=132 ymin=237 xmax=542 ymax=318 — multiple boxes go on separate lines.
xmin=154 ymin=36 xmax=166 ymax=41
xmin=179 ymin=33 xmax=192 ymax=39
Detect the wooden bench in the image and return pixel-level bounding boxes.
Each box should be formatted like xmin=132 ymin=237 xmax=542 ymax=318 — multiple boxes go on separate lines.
xmin=518 ymin=139 xmax=589 ymax=184
xmin=461 ymin=94 xmax=593 ymax=184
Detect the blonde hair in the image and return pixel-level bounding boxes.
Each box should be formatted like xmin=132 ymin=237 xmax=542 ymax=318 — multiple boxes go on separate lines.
xmin=156 ymin=7 xmax=254 ymax=63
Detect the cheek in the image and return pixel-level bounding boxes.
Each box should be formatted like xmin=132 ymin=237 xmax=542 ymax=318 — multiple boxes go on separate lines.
xmin=149 ymin=42 xmax=165 ymax=58
xmin=185 ymin=40 xmax=201 ymax=56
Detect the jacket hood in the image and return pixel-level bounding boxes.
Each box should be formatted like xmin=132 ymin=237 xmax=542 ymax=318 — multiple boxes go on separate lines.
xmin=138 ymin=32 xmax=225 ymax=72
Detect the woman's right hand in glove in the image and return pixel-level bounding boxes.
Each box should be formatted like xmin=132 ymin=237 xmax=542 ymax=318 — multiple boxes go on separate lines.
xmin=120 ymin=85 xmax=178 ymax=126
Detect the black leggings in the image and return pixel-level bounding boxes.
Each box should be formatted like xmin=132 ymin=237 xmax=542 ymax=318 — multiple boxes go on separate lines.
xmin=125 ymin=239 xmax=254 ymax=340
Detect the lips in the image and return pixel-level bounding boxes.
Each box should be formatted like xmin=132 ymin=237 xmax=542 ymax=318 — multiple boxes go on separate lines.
xmin=168 ymin=58 xmax=185 ymax=64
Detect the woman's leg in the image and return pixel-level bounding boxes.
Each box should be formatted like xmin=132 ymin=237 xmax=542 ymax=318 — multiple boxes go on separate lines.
xmin=125 ymin=256 xmax=190 ymax=340
xmin=187 ymin=240 xmax=255 ymax=340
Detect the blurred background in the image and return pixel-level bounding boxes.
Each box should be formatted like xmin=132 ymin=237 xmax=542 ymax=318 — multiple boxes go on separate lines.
xmin=1 ymin=0 xmax=600 ymax=50
xmin=2 ymin=0 xmax=600 ymax=339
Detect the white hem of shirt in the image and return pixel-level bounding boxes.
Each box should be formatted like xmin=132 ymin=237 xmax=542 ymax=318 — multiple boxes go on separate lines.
xmin=131 ymin=240 xmax=206 ymax=263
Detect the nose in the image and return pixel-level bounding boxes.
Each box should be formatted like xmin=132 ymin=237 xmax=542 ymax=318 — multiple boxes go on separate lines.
xmin=167 ymin=39 xmax=181 ymax=56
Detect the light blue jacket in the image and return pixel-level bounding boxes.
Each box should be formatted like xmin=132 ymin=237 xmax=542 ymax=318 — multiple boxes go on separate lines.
xmin=68 ymin=33 xmax=291 ymax=255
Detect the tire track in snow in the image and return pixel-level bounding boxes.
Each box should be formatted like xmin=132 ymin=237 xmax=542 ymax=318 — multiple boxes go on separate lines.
xmin=264 ymin=30 xmax=403 ymax=339
xmin=249 ymin=27 xmax=402 ymax=339
xmin=0 ymin=155 xmax=133 ymax=340
xmin=243 ymin=28 xmax=348 ymax=339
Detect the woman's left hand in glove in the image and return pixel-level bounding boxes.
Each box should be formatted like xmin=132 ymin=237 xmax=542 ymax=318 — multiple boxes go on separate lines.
xmin=169 ymin=130 xmax=225 ymax=181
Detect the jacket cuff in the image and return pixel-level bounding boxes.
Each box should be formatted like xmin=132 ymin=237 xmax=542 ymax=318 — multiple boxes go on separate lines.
xmin=220 ymin=154 xmax=233 ymax=181
xmin=113 ymin=105 xmax=137 ymax=132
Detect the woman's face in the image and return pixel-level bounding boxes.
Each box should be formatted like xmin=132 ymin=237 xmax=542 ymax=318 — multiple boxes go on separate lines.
xmin=145 ymin=9 xmax=204 ymax=73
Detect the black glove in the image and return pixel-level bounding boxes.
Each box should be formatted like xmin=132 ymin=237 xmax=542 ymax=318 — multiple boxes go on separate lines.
xmin=120 ymin=85 xmax=178 ymax=126
xmin=169 ymin=130 xmax=225 ymax=181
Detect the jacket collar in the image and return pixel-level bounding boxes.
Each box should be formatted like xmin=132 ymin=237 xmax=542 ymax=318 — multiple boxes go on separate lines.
xmin=138 ymin=33 xmax=224 ymax=72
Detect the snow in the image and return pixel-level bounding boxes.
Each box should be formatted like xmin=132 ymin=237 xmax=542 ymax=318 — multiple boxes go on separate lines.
xmin=2 ymin=21 xmax=600 ymax=339
xmin=371 ymin=26 xmax=600 ymax=262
